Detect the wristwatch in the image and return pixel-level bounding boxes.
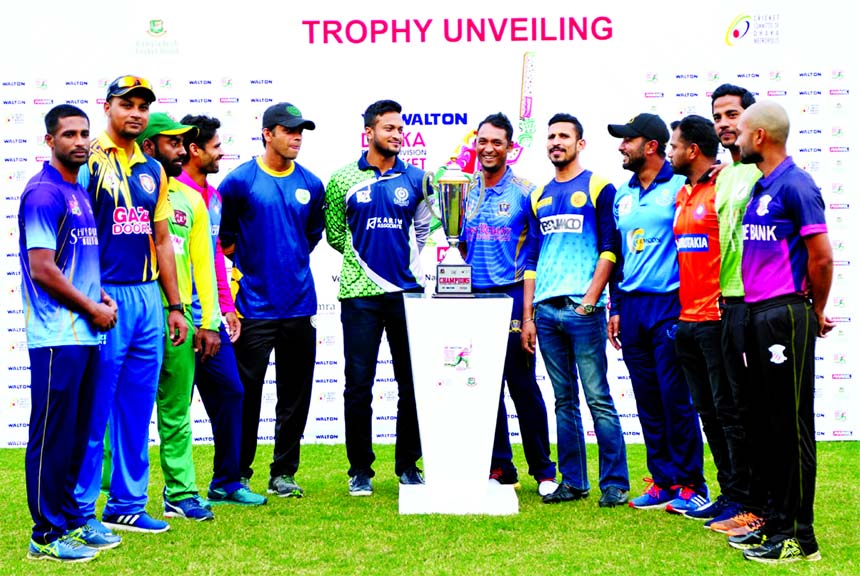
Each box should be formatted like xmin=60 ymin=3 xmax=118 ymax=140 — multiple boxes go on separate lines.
xmin=579 ymin=303 xmax=596 ymax=315
xmin=167 ymin=303 xmax=184 ymax=314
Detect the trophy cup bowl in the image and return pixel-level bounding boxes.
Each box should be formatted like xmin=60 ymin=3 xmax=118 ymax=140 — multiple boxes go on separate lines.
xmin=422 ymin=161 xmax=485 ymax=296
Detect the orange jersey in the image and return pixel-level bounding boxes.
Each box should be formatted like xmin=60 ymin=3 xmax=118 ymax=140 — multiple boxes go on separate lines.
xmin=674 ymin=175 xmax=721 ymax=322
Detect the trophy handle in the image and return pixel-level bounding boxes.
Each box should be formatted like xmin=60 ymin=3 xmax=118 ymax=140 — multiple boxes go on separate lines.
xmin=421 ymin=171 xmax=442 ymax=221
xmin=464 ymin=178 xmax=485 ymax=220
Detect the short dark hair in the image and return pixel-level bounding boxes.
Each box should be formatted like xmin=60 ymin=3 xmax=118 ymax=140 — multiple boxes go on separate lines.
xmin=711 ymin=83 xmax=756 ymax=109
xmin=180 ymin=114 xmax=221 ymax=157
xmin=548 ymin=113 xmax=584 ymax=139
xmin=477 ymin=113 xmax=513 ymax=143
xmin=363 ymin=100 xmax=402 ymax=128
xmin=675 ymin=115 xmax=720 ymax=158
xmin=45 ymin=104 xmax=89 ymax=135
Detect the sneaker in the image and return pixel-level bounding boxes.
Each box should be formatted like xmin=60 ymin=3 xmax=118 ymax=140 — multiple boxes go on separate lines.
xmin=67 ymin=524 xmax=121 ymax=550
xmin=164 ymin=494 xmax=215 ymax=521
xmin=685 ymin=495 xmax=737 ymax=520
xmin=208 ymin=485 xmax=268 ymax=506
xmin=489 ymin=467 xmax=519 ymax=485
xmin=349 ymin=473 xmax=373 ymax=496
xmin=399 ymin=468 xmax=425 ymax=485
xmin=629 ymin=478 xmax=675 ymax=509
xmin=268 ymin=475 xmax=304 ymax=498
xmin=102 ymin=512 xmax=170 ymax=534
xmin=541 ymin=483 xmax=589 ymax=504
xmin=743 ymin=537 xmax=821 ymax=563
xmin=27 ymin=535 xmax=98 ymax=563
xmin=728 ymin=529 xmax=766 ymax=550
xmin=599 ymin=486 xmax=629 ymax=508
xmin=710 ymin=510 xmax=764 ymax=534
xmin=665 ymin=485 xmax=709 ymax=514
xmin=537 ymin=479 xmax=558 ymax=497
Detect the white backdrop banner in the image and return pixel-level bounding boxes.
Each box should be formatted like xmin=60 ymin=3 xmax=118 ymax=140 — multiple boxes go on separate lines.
xmin=1 ymin=0 xmax=856 ymax=447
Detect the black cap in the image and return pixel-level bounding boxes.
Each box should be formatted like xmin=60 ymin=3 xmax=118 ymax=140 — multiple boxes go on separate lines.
xmin=262 ymin=102 xmax=315 ymax=131
xmin=607 ymin=113 xmax=669 ymax=144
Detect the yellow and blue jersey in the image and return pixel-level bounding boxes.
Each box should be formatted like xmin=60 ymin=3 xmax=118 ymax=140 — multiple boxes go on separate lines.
xmin=79 ymin=132 xmax=170 ymax=284
xmin=19 ymin=163 xmax=101 ymax=347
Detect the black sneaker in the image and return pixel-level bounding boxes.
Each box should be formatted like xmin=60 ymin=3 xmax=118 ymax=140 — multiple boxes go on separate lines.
xmin=743 ymin=537 xmax=821 ymax=563
xmin=349 ymin=473 xmax=373 ymax=496
xmin=399 ymin=468 xmax=425 ymax=485
xmin=598 ymin=486 xmax=629 ymax=508
xmin=728 ymin=529 xmax=766 ymax=550
xmin=267 ymin=475 xmax=304 ymax=498
xmin=541 ymin=483 xmax=589 ymax=504
xmin=489 ymin=467 xmax=518 ymax=485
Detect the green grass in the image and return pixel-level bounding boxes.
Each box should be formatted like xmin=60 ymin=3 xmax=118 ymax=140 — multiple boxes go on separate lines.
xmin=1 ymin=442 xmax=857 ymax=575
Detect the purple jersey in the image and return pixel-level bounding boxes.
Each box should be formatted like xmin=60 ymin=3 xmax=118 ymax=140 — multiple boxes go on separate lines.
xmin=741 ymin=157 xmax=827 ymax=303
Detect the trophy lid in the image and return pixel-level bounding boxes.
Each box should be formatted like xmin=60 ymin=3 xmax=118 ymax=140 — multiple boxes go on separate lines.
xmin=436 ymin=159 xmax=472 ymax=186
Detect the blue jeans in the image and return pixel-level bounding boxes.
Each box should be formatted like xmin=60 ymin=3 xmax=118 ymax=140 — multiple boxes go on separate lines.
xmin=535 ymin=301 xmax=629 ymax=492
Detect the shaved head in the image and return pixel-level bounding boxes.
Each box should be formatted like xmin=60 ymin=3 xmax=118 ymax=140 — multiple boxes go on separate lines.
xmin=740 ymin=101 xmax=790 ymax=145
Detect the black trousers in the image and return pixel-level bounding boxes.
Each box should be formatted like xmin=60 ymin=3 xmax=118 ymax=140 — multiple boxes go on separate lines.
xmin=746 ymin=295 xmax=818 ymax=547
xmin=234 ymin=317 xmax=316 ymax=479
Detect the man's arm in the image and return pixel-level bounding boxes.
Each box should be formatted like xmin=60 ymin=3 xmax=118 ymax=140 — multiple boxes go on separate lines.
xmin=29 ymin=249 xmax=116 ymax=331
xmin=306 ymin=179 xmax=326 ymax=252
xmin=581 ymin=182 xmax=618 ymax=313
xmin=805 ymin=232 xmax=834 ymax=337
xmin=218 ymin=173 xmax=241 ymax=259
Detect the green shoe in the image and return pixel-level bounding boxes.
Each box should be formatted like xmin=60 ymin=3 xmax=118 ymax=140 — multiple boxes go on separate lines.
xmin=208 ymin=485 xmax=268 ymax=506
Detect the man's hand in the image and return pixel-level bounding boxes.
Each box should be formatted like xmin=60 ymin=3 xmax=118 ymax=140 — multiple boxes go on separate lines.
xmin=167 ymin=310 xmax=188 ymax=346
xmin=194 ymin=328 xmax=221 ymax=361
xmin=608 ymin=315 xmax=622 ymax=350
xmin=90 ymin=292 xmax=118 ymax=332
xmin=521 ymin=320 xmax=537 ymax=354
xmin=817 ymin=313 xmax=836 ymax=338
xmin=225 ymin=312 xmax=242 ymax=343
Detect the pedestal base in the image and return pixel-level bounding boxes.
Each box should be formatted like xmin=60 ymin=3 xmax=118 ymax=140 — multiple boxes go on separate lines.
xmin=399 ymin=481 xmax=518 ymax=515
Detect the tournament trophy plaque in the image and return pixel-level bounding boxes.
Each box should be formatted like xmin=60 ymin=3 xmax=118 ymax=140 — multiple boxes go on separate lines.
xmin=422 ymin=161 xmax=485 ymax=295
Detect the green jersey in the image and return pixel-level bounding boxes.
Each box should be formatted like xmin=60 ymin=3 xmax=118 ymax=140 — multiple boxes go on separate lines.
xmin=714 ymin=162 xmax=762 ymax=298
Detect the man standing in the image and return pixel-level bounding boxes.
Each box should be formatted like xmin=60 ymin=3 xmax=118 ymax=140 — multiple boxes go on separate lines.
xmin=74 ymin=76 xmax=187 ymax=534
xmin=219 ymin=103 xmax=325 ymax=498
xmin=137 ymin=113 xmax=222 ymax=521
xmin=460 ymin=113 xmax=557 ymax=496
xmin=705 ymin=84 xmax=765 ymax=535
xmin=177 ymin=114 xmax=267 ymax=507
xmin=20 ymin=105 xmax=118 ymax=562
xmin=325 ymin=100 xmax=430 ymax=496
xmin=668 ymin=115 xmax=748 ymax=518
xmin=606 ymin=113 xmax=707 ymax=511
xmin=522 ymin=113 xmax=629 ymax=507
xmin=733 ymin=101 xmax=831 ymax=563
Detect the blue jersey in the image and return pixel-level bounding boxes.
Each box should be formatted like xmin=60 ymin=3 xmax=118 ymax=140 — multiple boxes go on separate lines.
xmin=79 ymin=133 xmax=171 ymax=284
xmin=219 ymin=157 xmax=325 ymax=319
xmin=527 ymin=170 xmax=618 ymax=305
xmin=19 ymin=163 xmax=101 ymax=347
xmin=463 ymin=168 xmax=536 ymax=289
xmin=614 ymin=161 xmax=686 ymax=294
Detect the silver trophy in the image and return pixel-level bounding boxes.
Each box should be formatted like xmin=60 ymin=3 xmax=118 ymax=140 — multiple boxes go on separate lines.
xmin=422 ymin=161 xmax=485 ymax=295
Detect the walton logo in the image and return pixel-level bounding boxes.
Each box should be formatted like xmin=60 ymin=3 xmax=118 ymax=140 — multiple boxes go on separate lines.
xmin=726 ymin=14 xmax=752 ymax=45
xmin=148 ymin=19 xmax=166 ymax=37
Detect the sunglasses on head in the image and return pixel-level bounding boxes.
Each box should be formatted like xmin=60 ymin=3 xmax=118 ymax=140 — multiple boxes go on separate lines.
xmin=109 ymin=76 xmax=153 ymax=92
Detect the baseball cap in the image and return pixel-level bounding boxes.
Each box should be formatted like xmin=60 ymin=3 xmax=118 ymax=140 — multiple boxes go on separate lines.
xmin=262 ymin=102 xmax=316 ymax=131
xmin=106 ymin=75 xmax=156 ymax=103
xmin=136 ymin=112 xmax=198 ymax=145
xmin=607 ymin=113 xmax=669 ymax=144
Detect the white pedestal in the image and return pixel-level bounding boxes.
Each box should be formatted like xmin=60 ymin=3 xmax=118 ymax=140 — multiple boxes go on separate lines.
xmin=399 ymin=293 xmax=518 ymax=515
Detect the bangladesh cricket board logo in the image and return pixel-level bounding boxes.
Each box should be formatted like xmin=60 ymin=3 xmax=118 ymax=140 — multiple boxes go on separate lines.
xmin=148 ymin=19 xmax=166 ymax=37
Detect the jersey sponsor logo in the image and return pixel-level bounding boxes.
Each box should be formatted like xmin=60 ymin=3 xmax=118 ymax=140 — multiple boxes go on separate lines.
xmin=173 ymin=209 xmax=187 ymax=227
xmin=755 ymin=194 xmax=772 ymax=216
xmin=627 ymin=228 xmax=659 ymax=252
xmin=356 ymin=188 xmax=372 ymax=203
xmin=296 ymin=188 xmax=311 ymax=205
xmin=112 ymin=207 xmax=152 ymax=235
xmin=539 ymin=214 xmax=583 ymax=234
xmin=393 ymin=186 xmax=409 ymax=207
xmin=139 ymin=173 xmax=156 ymax=194
xmin=69 ymin=227 xmax=98 ymax=246
xmin=743 ymin=224 xmax=777 ymax=242
xmin=617 ymin=194 xmax=633 ymax=216
xmin=768 ymin=343 xmax=787 ymax=364
xmin=170 ymin=233 xmax=185 ymax=255
xmin=366 ymin=216 xmax=403 ymax=230
xmin=676 ymin=234 xmax=709 ymax=252
xmin=467 ymin=223 xmax=511 ymax=242
xmin=68 ymin=195 xmax=82 ymax=216
xmin=570 ymin=191 xmax=587 ymax=208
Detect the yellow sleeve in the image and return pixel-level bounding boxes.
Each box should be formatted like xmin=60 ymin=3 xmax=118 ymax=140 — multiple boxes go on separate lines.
xmin=188 ymin=191 xmax=220 ymax=331
xmin=153 ymin=165 xmax=172 ymax=222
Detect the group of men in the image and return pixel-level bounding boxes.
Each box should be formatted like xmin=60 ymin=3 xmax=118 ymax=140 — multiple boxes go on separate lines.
xmin=19 ymin=75 xmax=831 ymax=566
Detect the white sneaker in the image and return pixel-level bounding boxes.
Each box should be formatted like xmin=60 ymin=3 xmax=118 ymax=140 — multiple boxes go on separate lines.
xmin=538 ymin=479 xmax=559 ymax=497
